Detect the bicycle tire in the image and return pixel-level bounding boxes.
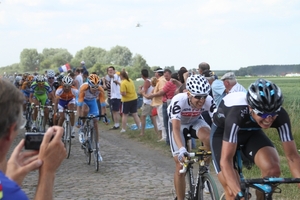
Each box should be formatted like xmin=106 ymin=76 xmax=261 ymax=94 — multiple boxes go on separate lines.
xmin=197 ymin=173 xmax=220 ymax=200
xmin=185 ymin=165 xmax=195 ymax=200
xmin=25 ymin=105 xmax=32 ymax=131
xmin=65 ymin=121 xmax=72 ymax=159
xmin=85 ymin=127 xmax=91 ymax=165
xmin=91 ymin=128 xmax=99 ymax=171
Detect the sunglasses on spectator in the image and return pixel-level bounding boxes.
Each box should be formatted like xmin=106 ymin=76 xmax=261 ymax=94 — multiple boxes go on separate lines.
xmin=252 ymin=109 xmax=278 ymax=119
xmin=190 ymin=93 xmax=208 ymax=100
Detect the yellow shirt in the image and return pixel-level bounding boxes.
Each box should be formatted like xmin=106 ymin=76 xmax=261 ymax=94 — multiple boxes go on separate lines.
xmin=120 ymin=79 xmax=138 ymax=102
xmin=151 ymin=76 xmax=167 ymax=107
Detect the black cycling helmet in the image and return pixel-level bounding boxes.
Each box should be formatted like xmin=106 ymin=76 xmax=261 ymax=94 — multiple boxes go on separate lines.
xmin=247 ymin=79 xmax=283 ymax=113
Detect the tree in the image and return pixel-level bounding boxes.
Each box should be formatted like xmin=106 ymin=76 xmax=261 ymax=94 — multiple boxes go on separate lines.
xmin=42 ymin=48 xmax=73 ymax=70
xmin=106 ymin=46 xmax=132 ymax=66
xmin=20 ymin=49 xmax=41 ymax=72
xmin=74 ymin=46 xmax=107 ymax=69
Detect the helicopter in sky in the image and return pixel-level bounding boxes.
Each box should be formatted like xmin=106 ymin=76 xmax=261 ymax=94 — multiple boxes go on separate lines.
xmin=136 ymin=23 xmax=142 ymax=27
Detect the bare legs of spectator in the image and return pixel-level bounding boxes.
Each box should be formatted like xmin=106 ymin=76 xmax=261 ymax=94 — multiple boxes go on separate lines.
xmin=112 ymin=111 xmax=121 ymax=128
xmin=121 ymin=112 xmax=140 ymax=131
xmin=140 ymin=114 xmax=147 ymax=136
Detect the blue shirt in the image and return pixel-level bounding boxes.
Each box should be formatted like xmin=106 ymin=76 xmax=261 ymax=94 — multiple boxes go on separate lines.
xmin=0 ymin=171 xmax=28 ymax=200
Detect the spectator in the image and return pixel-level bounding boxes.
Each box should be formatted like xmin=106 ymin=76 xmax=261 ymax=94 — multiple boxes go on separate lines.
xmin=198 ymin=62 xmax=210 ymax=75
xmin=0 ymin=78 xmax=66 ymax=200
xmin=80 ymin=61 xmax=88 ymax=74
xmin=175 ymin=68 xmax=188 ymax=94
xmin=138 ymin=69 xmax=158 ymax=136
xmin=107 ymin=66 xmax=122 ymax=129
xmin=221 ymin=72 xmax=247 ymax=93
xmin=74 ymin=68 xmax=83 ymax=89
xmin=119 ymin=70 xmax=141 ymax=133
xmin=144 ymin=69 xmax=179 ymax=145
xmin=203 ymin=70 xmax=226 ymax=108
xmin=144 ymin=68 xmax=167 ymax=142
xmin=82 ymin=70 xmax=89 ymax=83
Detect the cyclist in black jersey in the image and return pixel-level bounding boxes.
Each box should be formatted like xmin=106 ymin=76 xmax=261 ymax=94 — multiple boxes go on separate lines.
xmin=210 ymin=78 xmax=300 ymax=200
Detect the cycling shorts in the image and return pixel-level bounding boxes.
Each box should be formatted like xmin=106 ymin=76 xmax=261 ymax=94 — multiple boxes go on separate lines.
xmin=33 ymin=94 xmax=50 ymax=106
xmin=210 ymin=123 xmax=274 ymax=174
xmin=169 ymin=118 xmax=210 ymax=157
xmin=58 ymin=98 xmax=75 ymax=112
xmin=81 ymin=98 xmax=99 ymax=116
xmin=22 ymin=90 xmax=30 ymax=98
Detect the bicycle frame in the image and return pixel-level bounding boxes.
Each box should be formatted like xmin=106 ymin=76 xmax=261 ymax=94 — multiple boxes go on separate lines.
xmin=180 ymin=128 xmax=220 ymax=200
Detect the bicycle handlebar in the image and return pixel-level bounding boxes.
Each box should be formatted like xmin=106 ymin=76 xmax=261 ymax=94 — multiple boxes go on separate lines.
xmin=179 ymin=150 xmax=211 ymax=174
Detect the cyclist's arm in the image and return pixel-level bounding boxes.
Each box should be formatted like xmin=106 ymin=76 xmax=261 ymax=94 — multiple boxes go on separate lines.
xmin=282 ymin=141 xmax=300 ymax=182
xmin=220 ymin=141 xmax=242 ymax=196
xmin=171 ymin=119 xmax=184 ymax=149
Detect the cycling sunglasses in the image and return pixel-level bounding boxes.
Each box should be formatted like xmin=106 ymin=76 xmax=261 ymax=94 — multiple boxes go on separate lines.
xmin=191 ymin=94 xmax=208 ymax=100
xmin=90 ymin=85 xmax=98 ymax=89
xmin=252 ymin=109 xmax=278 ymax=119
xmin=48 ymin=77 xmax=55 ymax=80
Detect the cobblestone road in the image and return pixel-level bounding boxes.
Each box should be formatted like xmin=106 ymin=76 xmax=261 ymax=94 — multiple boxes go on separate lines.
xmin=12 ymin=126 xmax=223 ymax=200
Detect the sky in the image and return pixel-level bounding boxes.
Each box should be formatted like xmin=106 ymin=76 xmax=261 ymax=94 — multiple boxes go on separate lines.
xmin=0 ymin=0 xmax=299 ymax=70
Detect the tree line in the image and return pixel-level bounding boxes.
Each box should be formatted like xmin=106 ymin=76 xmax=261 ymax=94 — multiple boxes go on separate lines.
xmin=0 ymin=46 xmax=176 ymax=79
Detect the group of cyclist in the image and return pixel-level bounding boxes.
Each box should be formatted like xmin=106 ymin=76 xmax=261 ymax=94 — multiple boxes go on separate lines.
xmin=5 ymin=67 xmax=106 ymax=162
xmin=167 ymin=64 xmax=300 ymax=200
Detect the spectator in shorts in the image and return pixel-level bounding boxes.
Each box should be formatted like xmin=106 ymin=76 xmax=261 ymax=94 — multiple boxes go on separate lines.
xmin=138 ymin=69 xmax=158 ymax=136
xmin=119 ymin=70 xmax=141 ymax=133
xmin=107 ymin=66 xmax=122 ymax=129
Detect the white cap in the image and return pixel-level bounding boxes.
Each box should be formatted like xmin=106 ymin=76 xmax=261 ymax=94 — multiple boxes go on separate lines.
xmin=81 ymin=61 xmax=85 ymax=64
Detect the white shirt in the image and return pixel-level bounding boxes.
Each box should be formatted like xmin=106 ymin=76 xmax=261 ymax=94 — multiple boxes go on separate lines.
xmin=109 ymin=74 xmax=121 ymax=99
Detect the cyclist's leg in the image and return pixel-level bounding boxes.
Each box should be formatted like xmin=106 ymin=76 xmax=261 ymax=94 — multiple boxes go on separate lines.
xmin=193 ymin=118 xmax=211 ymax=150
xmin=170 ymin=123 xmax=190 ymax=200
xmin=243 ymin=130 xmax=280 ymax=200
xmin=31 ymin=95 xmax=40 ymax=128
xmin=68 ymin=98 xmax=76 ymax=135
xmin=210 ymin=124 xmax=238 ymax=200
xmin=244 ymin=130 xmax=280 ymax=176
xmin=57 ymin=102 xmax=66 ymax=126
xmin=42 ymin=98 xmax=50 ymax=131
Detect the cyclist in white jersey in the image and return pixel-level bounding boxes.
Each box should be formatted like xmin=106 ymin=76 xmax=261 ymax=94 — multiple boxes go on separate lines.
xmin=167 ymin=74 xmax=216 ymax=200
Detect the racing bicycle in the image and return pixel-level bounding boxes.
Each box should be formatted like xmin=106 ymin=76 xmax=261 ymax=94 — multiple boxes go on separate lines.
xmin=179 ymin=128 xmax=220 ymax=200
xmin=79 ymin=114 xmax=108 ymax=171
xmin=62 ymin=109 xmax=77 ymax=159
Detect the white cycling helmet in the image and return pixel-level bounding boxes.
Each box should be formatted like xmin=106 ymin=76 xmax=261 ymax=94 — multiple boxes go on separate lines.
xmin=186 ymin=74 xmax=210 ymax=95
xmin=47 ymin=70 xmax=55 ymax=78
xmin=62 ymin=76 xmax=73 ymax=86
xmin=36 ymin=75 xmax=45 ymax=82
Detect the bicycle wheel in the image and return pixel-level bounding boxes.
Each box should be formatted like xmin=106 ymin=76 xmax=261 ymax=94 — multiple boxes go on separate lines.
xmin=91 ymin=128 xmax=99 ymax=171
xmin=25 ymin=106 xmax=32 ymax=131
xmin=197 ymin=173 xmax=220 ymax=200
xmin=84 ymin=128 xmax=91 ymax=165
xmin=185 ymin=166 xmax=195 ymax=200
xmin=64 ymin=121 xmax=72 ymax=159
